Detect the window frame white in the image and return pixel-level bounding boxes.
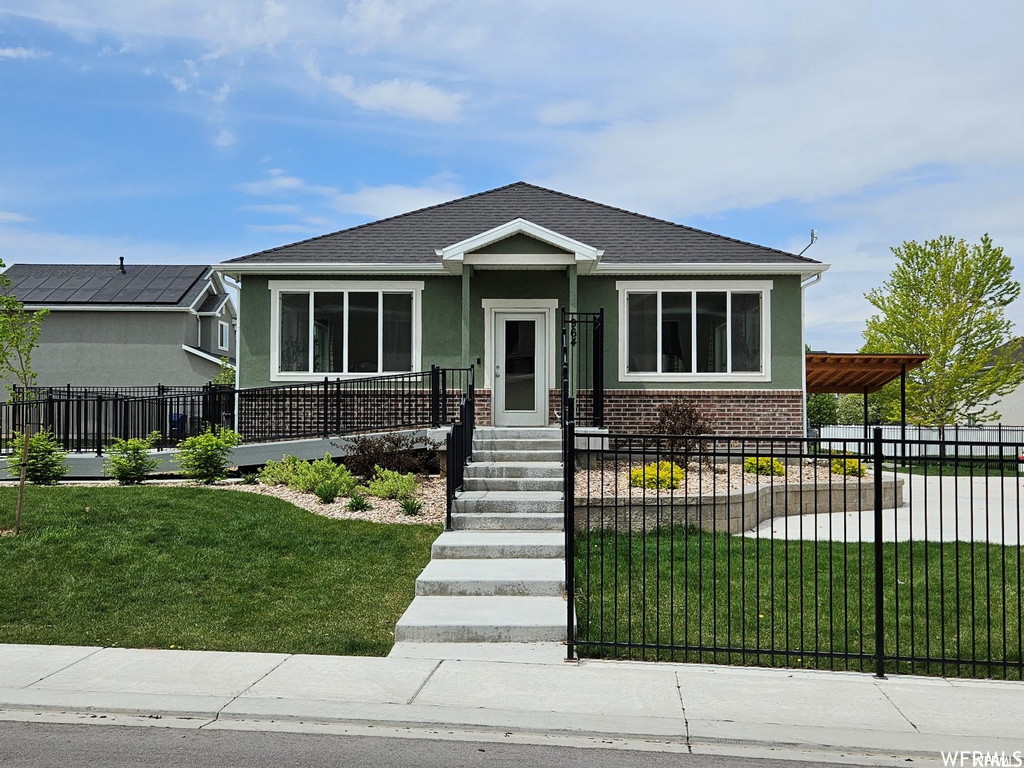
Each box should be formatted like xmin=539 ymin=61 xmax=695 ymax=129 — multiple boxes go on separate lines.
xmin=268 ymin=280 xmax=423 ymax=381
xmin=616 ymin=280 xmax=772 ymax=383
xmin=217 ymin=320 xmax=230 ymax=352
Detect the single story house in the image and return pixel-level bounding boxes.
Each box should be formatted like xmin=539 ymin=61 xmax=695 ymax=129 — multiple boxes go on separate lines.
xmin=218 ymin=182 xmax=827 ymax=435
xmin=3 ymin=261 xmax=237 ymax=389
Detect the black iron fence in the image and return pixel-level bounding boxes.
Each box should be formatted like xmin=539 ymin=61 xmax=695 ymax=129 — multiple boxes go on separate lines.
xmin=561 ymin=309 xmax=604 ymax=428
xmin=814 ymin=423 xmax=1024 ymax=458
xmin=0 ymin=385 xmax=233 ymax=454
xmin=564 ymin=427 xmax=1024 ymax=680
xmin=1 ymin=367 xmax=474 ymax=455
xmin=445 ymin=368 xmax=475 ymax=531
xmin=12 ymin=384 xmax=211 ymax=400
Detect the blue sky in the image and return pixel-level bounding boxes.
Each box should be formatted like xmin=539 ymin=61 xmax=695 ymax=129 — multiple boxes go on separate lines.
xmin=1 ymin=1 xmax=1022 ymax=352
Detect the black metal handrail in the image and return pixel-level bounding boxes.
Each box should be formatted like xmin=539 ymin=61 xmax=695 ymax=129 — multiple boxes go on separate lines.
xmin=445 ymin=366 xmax=475 ymax=531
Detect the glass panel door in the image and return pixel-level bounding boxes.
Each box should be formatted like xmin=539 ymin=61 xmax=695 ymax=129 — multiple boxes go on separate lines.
xmin=503 ymin=319 xmax=536 ymax=411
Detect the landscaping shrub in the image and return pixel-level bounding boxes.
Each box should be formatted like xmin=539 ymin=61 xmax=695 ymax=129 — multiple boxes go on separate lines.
xmin=744 ymin=457 xmax=786 ymax=476
xmin=346 ymin=490 xmax=372 ymax=512
xmin=343 ymin=432 xmax=441 ymax=478
xmin=105 ymin=431 xmax=161 ymax=485
xmin=653 ymin=400 xmax=714 ymax=462
xmin=831 ymin=457 xmax=867 ymax=477
xmin=366 ymin=466 xmax=417 ymax=499
xmin=629 ymin=461 xmax=684 ymax=490
xmin=5 ymin=430 xmax=69 ymax=486
xmin=314 ymin=479 xmax=342 ymax=504
xmin=241 ymin=472 xmax=259 ymax=485
xmin=175 ymin=428 xmax=242 ymax=483
xmin=399 ymin=497 xmax=423 ymax=516
xmin=291 ymin=453 xmax=357 ymax=496
xmin=258 ymin=455 xmax=304 ymax=486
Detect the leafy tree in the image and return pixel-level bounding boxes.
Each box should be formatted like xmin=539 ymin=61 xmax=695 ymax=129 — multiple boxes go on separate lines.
xmin=835 ymin=393 xmax=884 ymax=425
xmin=212 ymin=356 xmax=236 ymax=386
xmin=806 ymin=392 xmax=839 ymax=426
xmin=0 ymin=266 xmax=49 ymax=535
xmin=862 ymin=235 xmax=1024 ymax=425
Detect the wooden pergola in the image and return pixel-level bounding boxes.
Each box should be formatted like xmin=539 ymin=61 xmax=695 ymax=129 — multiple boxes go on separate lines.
xmin=805 ymin=352 xmax=929 ymax=438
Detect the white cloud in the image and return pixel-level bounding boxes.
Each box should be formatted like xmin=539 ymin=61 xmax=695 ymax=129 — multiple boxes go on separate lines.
xmin=331 ymin=182 xmax=461 ymax=219
xmin=0 ymin=225 xmax=231 ymax=266
xmin=213 ymin=128 xmax=236 ymax=147
xmin=536 ymin=100 xmax=596 ymax=126
xmin=0 ymin=211 xmax=31 ymax=223
xmin=246 ymin=223 xmax=317 ymax=234
xmin=0 ymin=46 xmax=49 ymax=60
xmin=240 ymin=204 xmax=300 ymax=214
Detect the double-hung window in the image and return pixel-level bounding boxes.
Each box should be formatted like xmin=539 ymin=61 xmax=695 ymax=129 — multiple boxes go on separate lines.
xmin=618 ymin=280 xmax=770 ymax=380
xmin=271 ymin=281 xmax=422 ymax=378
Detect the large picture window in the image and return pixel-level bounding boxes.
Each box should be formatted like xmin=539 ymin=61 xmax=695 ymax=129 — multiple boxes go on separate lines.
xmin=271 ymin=281 xmax=421 ymax=378
xmin=618 ymin=281 xmax=770 ymax=379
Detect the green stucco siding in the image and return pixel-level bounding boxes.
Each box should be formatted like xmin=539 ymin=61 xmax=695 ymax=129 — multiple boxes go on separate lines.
xmin=237 ymin=271 xmax=804 ymax=391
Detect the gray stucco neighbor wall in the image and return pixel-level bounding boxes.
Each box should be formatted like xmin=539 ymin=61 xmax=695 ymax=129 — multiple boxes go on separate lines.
xmin=24 ymin=311 xmax=220 ymax=388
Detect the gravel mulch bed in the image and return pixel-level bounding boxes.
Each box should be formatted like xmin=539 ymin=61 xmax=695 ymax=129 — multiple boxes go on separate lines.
xmin=1 ymin=476 xmax=446 ymax=526
xmin=575 ymin=460 xmax=867 ymax=499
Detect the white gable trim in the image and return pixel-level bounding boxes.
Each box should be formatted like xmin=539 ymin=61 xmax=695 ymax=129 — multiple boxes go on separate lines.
xmin=435 ymin=218 xmax=603 ymax=274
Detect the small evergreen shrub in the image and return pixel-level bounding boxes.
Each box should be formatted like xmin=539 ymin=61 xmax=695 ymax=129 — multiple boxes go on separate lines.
xmin=399 ymin=496 xmax=423 ymax=516
xmin=366 ymin=466 xmax=417 ymax=499
xmin=744 ymin=457 xmax=786 ymax=476
xmin=346 ymin=491 xmax=372 ymax=512
xmin=831 ymin=458 xmax=866 ymax=477
xmin=314 ymin=479 xmax=342 ymax=504
xmin=258 ymin=455 xmax=304 ymax=486
xmin=628 ymin=461 xmax=684 ymax=490
xmin=291 ymin=453 xmax=357 ymax=495
xmin=6 ymin=430 xmax=69 ymax=486
xmin=175 ymin=427 xmax=242 ymax=483
xmin=105 ymin=431 xmax=161 ymax=485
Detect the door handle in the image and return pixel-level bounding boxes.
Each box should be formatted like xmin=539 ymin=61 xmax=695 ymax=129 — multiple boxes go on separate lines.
xmin=495 ymin=364 xmax=501 ymax=379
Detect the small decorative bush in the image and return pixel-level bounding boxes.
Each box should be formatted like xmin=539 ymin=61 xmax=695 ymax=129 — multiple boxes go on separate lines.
xmin=175 ymin=427 xmax=242 ymax=483
xmin=105 ymin=431 xmax=161 ymax=485
xmin=629 ymin=461 xmax=685 ymax=490
xmin=366 ymin=465 xmax=417 ymax=499
xmin=241 ymin=472 xmax=259 ymax=485
xmin=343 ymin=432 xmax=441 ymax=478
xmin=831 ymin=457 xmax=866 ymax=477
xmin=291 ymin=453 xmax=357 ymax=496
xmin=6 ymin=430 xmax=69 ymax=486
xmin=399 ymin=497 xmax=423 ymax=516
xmin=258 ymin=455 xmax=304 ymax=486
xmin=314 ymin=479 xmax=342 ymax=504
xmin=346 ymin=491 xmax=372 ymax=512
xmin=744 ymin=457 xmax=785 ymax=476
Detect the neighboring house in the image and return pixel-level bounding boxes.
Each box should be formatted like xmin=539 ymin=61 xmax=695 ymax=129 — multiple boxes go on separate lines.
xmin=218 ymin=182 xmax=827 ymax=435
xmin=2 ymin=262 xmax=237 ymax=389
xmin=979 ymin=337 xmax=1024 ymax=424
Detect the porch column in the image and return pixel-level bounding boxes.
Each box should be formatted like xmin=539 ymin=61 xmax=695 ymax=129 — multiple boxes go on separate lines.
xmin=461 ymin=266 xmax=472 ymax=368
xmin=567 ymin=264 xmax=578 ymax=313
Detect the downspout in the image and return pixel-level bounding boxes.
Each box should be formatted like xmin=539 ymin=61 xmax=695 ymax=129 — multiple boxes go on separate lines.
xmin=800 ymin=270 xmax=824 ymax=437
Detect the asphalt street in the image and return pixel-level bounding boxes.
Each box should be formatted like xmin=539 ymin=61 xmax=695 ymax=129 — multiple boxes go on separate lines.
xmin=0 ymin=722 xmax=869 ymax=768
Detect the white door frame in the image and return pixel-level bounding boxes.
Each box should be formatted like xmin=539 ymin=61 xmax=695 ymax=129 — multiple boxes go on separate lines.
xmin=482 ymin=299 xmax=558 ymax=427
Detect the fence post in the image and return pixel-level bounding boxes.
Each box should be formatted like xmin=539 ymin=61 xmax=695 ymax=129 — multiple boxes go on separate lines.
xmin=564 ymin=396 xmax=576 ymax=661
xmin=322 ymin=376 xmax=330 ymax=439
xmin=95 ymin=394 xmax=104 ymax=456
xmin=593 ymin=308 xmax=604 ymax=428
xmin=873 ymin=427 xmax=886 ymax=679
xmin=430 ymin=365 xmax=440 ymax=429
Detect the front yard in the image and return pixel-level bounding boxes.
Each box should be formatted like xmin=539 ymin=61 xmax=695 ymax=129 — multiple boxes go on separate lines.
xmin=0 ymin=486 xmax=437 ymax=655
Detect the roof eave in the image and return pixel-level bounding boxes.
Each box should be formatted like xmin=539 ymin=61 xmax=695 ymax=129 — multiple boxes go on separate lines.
xmin=592 ymin=262 xmax=830 ymax=278
xmin=215 ymin=263 xmax=450 ymax=278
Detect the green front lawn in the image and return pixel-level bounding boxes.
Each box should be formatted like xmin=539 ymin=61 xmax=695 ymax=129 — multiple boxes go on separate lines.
xmin=0 ymin=487 xmax=438 ymax=655
xmin=575 ymin=530 xmax=1023 ymax=679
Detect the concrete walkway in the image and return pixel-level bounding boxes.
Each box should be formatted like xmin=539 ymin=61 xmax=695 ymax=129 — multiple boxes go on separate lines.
xmin=1 ymin=644 xmax=1020 ymax=765
xmin=748 ymin=472 xmax=1024 ymax=544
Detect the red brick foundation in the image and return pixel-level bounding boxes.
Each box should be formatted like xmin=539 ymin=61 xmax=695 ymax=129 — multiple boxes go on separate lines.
xmin=596 ymin=389 xmax=804 ymax=436
xmin=472 ymin=388 xmax=804 ymax=435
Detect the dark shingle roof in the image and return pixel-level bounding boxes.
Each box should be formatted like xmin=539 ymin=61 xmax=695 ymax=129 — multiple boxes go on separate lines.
xmin=226 ymin=182 xmax=819 ymax=267
xmin=196 ymin=292 xmax=229 ymax=314
xmin=2 ymin=264 xmax=212 ymax=307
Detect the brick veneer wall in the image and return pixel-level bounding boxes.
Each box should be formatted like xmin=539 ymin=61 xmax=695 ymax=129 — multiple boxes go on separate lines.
xmin=596 ymin=389 xmax=805 ymax=436
xmin=473 ymin=389 xmax=561 ymax=426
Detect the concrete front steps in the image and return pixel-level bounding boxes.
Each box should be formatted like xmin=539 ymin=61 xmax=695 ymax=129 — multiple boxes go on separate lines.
xmin=390 ymin=427 xmax=569 ymax=663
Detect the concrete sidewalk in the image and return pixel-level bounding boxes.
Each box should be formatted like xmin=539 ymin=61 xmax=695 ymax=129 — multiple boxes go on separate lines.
xmin=1 ymin=644 xmax=1021 ymax=765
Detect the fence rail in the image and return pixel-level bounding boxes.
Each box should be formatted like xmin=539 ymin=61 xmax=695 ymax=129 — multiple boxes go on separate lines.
xmin=564 ymin=428 xmax=1024 ymax=680
xmin=0 ymin=368 xmax=473 ymax=455
xmin=814 ymin=423 xmax=1024 ymax=457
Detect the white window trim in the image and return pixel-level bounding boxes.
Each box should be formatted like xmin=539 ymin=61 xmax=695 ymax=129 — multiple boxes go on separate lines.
xmin=616 ymin=280 xmax=772 ymax=383
xmin=268 ymin=280 xmax=423 ymax=381
xmin=217 ymin=320 xmax=230 ymax=352
xmin=481 ymin=299 xmax=559 ymax=390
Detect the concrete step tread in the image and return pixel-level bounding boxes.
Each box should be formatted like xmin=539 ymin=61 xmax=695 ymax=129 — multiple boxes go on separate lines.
xmin=387 ymin=642 xmax=567 ymax=663
xmin=431 ymin=530 xmax=565 ymax=558
xmin=457 ymin=490 xmax=563 ymax=502
xmin=464 ymin=478 xmax=564 ymax=491
xmin=468 ymin=462 xmax=563 ymax=470
xmin=451 ymin=513 xmax=564 ymax=531
xmin=396 ymin=596 xmax=567 ymax=627
xmin=418 ymin=558 xmax=565 ymax=580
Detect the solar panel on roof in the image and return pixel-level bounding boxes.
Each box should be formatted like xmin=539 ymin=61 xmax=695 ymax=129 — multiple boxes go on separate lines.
xmin=67 ymin=288 xmax=101 ymax=302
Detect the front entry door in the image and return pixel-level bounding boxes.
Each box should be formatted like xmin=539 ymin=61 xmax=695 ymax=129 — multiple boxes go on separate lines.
xmin=493 ymin=312 xmax=547 ymax=427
